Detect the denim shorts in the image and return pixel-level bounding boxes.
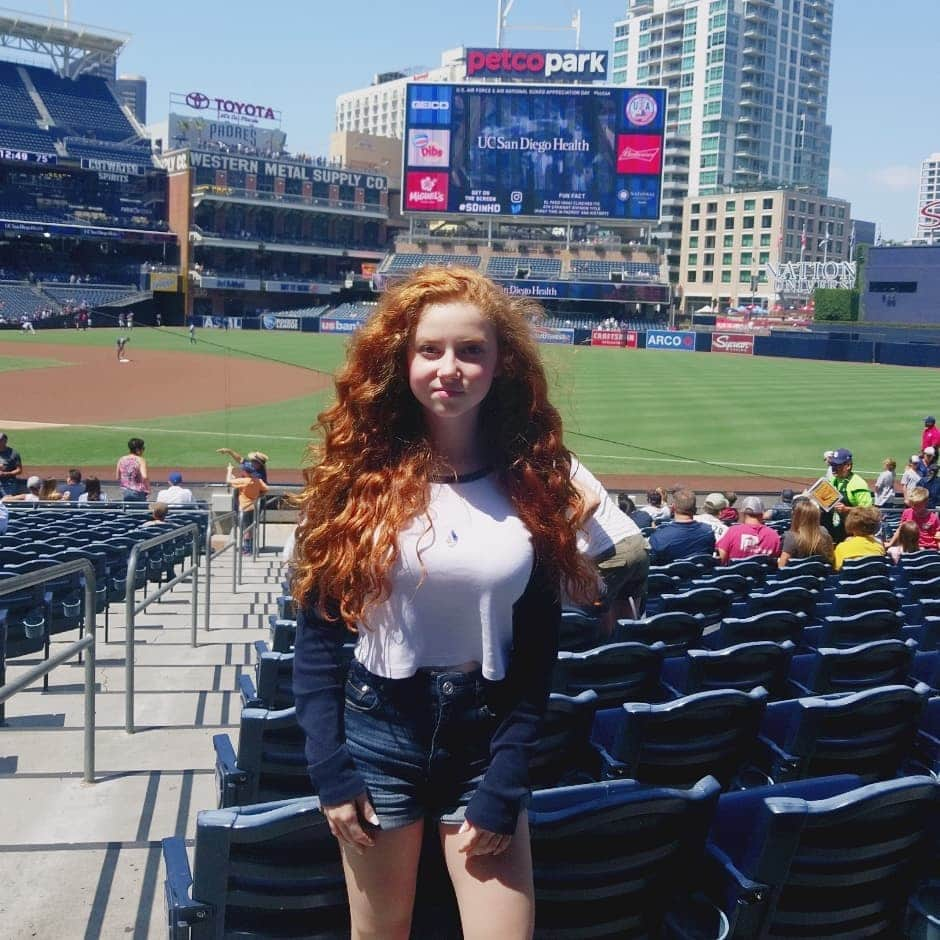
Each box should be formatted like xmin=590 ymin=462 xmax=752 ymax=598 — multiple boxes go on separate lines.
xmin=343 ymin=659 xmax=499 ymax=830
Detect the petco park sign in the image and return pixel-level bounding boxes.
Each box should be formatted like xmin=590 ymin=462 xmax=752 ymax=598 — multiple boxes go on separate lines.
xmin=171 ymin=91 xmax=281 ymax=126
xmin=466 ymin=48 xmax=608 ymax=82
xmin=765 ymin=260 xmax=856 ymax=294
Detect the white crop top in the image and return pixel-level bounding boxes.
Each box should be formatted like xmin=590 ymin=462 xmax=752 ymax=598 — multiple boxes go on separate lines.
xmin=354 ymin=471 xmax=534 ymax=681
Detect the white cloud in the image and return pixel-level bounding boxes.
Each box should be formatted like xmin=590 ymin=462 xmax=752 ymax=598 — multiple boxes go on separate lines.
xmin=869 ymin=165 xmax=921 ymax=190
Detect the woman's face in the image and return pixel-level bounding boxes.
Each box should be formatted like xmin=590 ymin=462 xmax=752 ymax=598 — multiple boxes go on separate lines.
xmin=407 ymin=301 xmax=499 ymax=425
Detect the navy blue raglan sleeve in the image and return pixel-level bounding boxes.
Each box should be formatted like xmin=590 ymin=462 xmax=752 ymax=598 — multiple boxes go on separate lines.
xmin=465 ymin=561 xmax=560 ymax=835
xmin=291 ymin=603 xmax=366 ymax=806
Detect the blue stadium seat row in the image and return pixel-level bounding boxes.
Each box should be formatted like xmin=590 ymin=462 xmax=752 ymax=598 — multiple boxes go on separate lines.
xmin=385 ymin=253 xmax=483 ymax=272
xmin=0 ymin=62 xmax=41 ymax=127
xmin=485 ymin=255 xmax=563 ymax=278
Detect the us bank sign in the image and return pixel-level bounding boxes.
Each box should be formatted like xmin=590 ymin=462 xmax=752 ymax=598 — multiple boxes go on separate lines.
xmin=765 ymin=260 xmax=856 ymax=294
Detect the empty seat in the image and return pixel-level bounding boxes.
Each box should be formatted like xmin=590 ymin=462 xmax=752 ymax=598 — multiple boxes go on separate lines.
xmin=162 ymin=796 xmax=348 ymax=939
xmin=213 ymin=706 xmax=310 ymax=808
xmin=704 ymin=610 xmax=807 ymax=649
xmin=802 ymin=609 xmax=905 ymax=649
xmin=787 ymin=639 xmax=918 ymax=695
xmin=553 ymin=641 xmax=667 ymax=708
xmin=656 ymin=587 xmax=732 ymax=624
xmin=591 ymin=686 xmax=768 ymax=788
xmin=613 ymin=611 xmax=706 ymax=654
xmin=558 ymin=609 xmax=606 ymax=653
xmin=745 ymin=586 xmax=818 ymax=617
xmin=706 ymin=774 xmax=939 ymax=939
xmin=528 ymin=776 xmax=724 ymax=939
xmin=529 ymin=690 xmax=601 ymax=790
xmin=755 ymin=683 xmax=930 ymax=783
xmin=662 ymin=641 xmax=795 ymax=699
xmin=832 ymin=589 xmax=901 ymax=617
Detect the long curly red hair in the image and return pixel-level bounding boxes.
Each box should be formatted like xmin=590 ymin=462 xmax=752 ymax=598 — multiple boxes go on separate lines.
xmin=293 ymin=265 xmax=598 ymax=626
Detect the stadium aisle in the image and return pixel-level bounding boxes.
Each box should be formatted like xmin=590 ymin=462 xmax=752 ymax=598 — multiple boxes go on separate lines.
xmin=0 ymin=534 xmax=291 ymax=937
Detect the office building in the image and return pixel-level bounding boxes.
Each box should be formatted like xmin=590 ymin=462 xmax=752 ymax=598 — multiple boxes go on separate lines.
xmin=917 ymin=153 xmax=940 ymax=243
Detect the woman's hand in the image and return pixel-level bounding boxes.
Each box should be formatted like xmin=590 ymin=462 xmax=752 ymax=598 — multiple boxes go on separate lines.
xmin=322 ymin=793 xmax=380 ymax=854
xmin=457 ymin=820 xmax=511 ymax=857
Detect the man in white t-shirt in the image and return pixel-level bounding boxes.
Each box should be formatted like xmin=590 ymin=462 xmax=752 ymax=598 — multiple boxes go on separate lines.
xmin=156 ymin=471 xmax=194 ymax=505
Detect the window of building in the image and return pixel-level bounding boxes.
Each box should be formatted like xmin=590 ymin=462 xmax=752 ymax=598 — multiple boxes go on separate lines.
xmin=721 ymin=270 xmax=732 ymax=283
xmin=683 ymin=39 xmax=696 ymax=53
xmin=707 ymin=202 xmax=718 ymax=213
xmin=686 ymin=271 xmax=697 ymax=282
xmin=680 ymin=89 xmax=694 ymax=103
xmin=740 ymin=252 xmax=753 ymax=265
xmin=705 ymin=218 xmax=717 ymax=231
xmin=705 ymin=236 xmax=716 ymax=248
xmin=787 ymin=198 xmax=796 ymax=210
xmin=702 ymin=136 xmax=719 ymax=152
xmin=760 ymin=233 xmax=771 ymax=247
xmin=689 ymin=236 xmax=699 ymax=248
xmin=725 ymin=200 xmax=736 ymax=211
xmin=722 ymin=252 xmax=733 ymax=265
xmin=704 ymin=253 xmax=715 ymax=265
xmin=690 ymin=202 xmax=701 ymax=214
xmin=699 ymin=172 xmax=718 ymax=186
xmin=703 ymin=270 xmax=714 ymax=283
xmin=739 ymin=269 xmax=753 ymax=284
xmin=744 ymin=199 xmax=756 ymax=211
xmin=759 ymin=252 xmax=770 ymax=264
xmin=723 ymin=234 xmax=734 ymax=247
xmin=761 ymin=215 xmax=773 ymax=228
xmin=701 ymin=153 xmax=718 ymax=167
xmin=687 ymin=254 xmax=698 ymax=266
xmin=690 ymin=218 xmax=700 ymax=231
xmin=742 ymin=216 xmax=755 ymax=229
xmin=762 ymin=197 xmax=774 ymax=210
xmin=741 ymin=234 xmax=754 ymax=247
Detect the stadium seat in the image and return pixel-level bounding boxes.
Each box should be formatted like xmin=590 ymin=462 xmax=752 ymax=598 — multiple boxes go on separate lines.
xmin=240 ymin=642 xmax=295 ymax=710
xmin=591 ymin=686 xmax=768 ymax=788
xmin=162 ymin=796 xmax=348 ymax=939
xmin=754 ymin=683 xmax=930 ymax=783
xmin=705 ymin=774 xmax=939 ymax=939
xmin=552 ymin=641 xmax=668 ymax=708
xmin=691 ymin=573 xmax=752 ymax=599
xmin=656 ymin=587 xmax=733 ymax=624
xmin=661 ymin=641 xmax=795 ymax=699
xmin=558 ymin=609 xmax=606 ymax=653
xmin=612 ymin=612 xmax=706 ymax=654
xmin=787 ymin=639 xmax=918 ymax=695
xmin=802 ymin=609 xmax=906 ymax=649
xmin=528 ymin=776 xmax=724 ymax=940
xmin=839 ymin=557 xmax=889 ymax=579
xmin=267 ymin=616 xmax=296 ymax=654
xmin=759 ymin=573 xmax=823 ymax=594
xmin=723 ymin=559 xmax=772 ymax=583
xmin=911 ymin=694 xmax=940 ymax=776
xmin=529 ymin=690 xmax=601 ymax=790
xmin=743 ymin=586 xmax=818 ymax=617
xmin=831 ymin=589 xmax=902 ymax=617
xmin=831 ymin=573 xmax=893 ymax=595
xmin=213 ymin=706 xmax=310 ymax=808
xmin=906 ymin=575 xmax=940 ymax=602
xmin=775 ymin=558 xmax=831 ymax=580
xmin=704 ymin=610 xmax=807 ymax=649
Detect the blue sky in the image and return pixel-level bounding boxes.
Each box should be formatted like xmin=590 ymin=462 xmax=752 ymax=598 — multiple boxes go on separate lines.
xmin=13 ymin=0 xmax=940 ymax=239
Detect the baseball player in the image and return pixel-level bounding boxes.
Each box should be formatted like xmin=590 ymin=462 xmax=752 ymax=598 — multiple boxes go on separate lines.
xmin=116 ymin=335 xmax=130 ymax=362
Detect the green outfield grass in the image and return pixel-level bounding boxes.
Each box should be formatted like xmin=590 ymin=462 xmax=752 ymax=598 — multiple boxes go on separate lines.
xmin=0 ymin=327 xmax=923 ymax=482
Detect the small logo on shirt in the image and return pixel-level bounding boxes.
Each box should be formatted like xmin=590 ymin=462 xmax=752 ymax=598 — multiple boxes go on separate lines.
xmin=446 ymin=529 xmax=459 ymax=547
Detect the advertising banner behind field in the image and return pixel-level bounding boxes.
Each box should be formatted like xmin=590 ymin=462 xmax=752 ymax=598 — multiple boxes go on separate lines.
xmin=591 ymin=329 xmax=627 ymax=347
xmin=534 ymin=326 xmax=574 ymax=345
xmin=625 ymin=330 xmax=638 ymax=349
xmin=150 ymin=271 xmax=179 ymax=292
xmin=645 ymin=329 xmax=695 ymax=351
xmin=319 ymin=318 xmax=362 ymax=334
xmin=403 ymin=82 xmax=665 ymax=221
xmin=711 ymin=332 xmax=755 ymax=355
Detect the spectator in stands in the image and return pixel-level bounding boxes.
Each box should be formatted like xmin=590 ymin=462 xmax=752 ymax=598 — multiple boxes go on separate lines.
xmin=694 ymin=492 xmax=729 ymax=540
xmin=217 ymin=447 xmax=269 ymax=483
xmin=901 ymin=455 xmax=922 ymax=502
xmin=3 ymin=475 xmax=42 ymax=503
xmin=887 ymin=521 xmax=921 ymax=564
xmin=78 ymin=476 xmax=107 ymax=504
xmin=156 ymin=471 xmax=194 ymax=505
xmin=648 ymin=489 xmax=715 ymax=564
xmin=116 ymin=437 xmax=149 ymax=503
xmin=825 ymin=448 xmax=873 ymax=542
xmin=291 ymin=266 xmax=601 ymax=937
xmin=922 ymin=416 xmax=940 ymax=454
xmin=764 ymin=489 xmax=795 ymax=524
xmin=226 ymin=460 xmax=269 ymax=553
xmin=141 ymin=502 xmax=169 ymax=528
xmin=716 ymin=496 xmax=782 ymax=563
xmin=718 ymin=492 xmax=739 ymax=524
xmin=777 ymin=498 xmax=834 ymax=568
xmin=833 ymin=507 xmax=886 ymax=571
xmin=0 ymin=432 xmax=23 ymax=496
xmin=39 ymin=478 xmax=65 ymax=501
xmin=873 ymin=458 xmax=897 ymax=507
xmin=59 ymin=468 xmax=85 ymax=501
xmin=618 ymin=493 xmax=652 ymax=530
xmin=886 ymin=487 xmax=940 ymax=551
xmin=638 ymin=488 xmax=671 ymax=524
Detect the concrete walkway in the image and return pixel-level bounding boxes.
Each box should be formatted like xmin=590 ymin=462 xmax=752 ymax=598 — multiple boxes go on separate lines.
xmin=0 ymin=534 xmax=290 ymax=939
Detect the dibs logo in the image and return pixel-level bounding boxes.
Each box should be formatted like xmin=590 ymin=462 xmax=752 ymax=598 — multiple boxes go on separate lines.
xmin=408 ymin=129 xmax=450 ymax=167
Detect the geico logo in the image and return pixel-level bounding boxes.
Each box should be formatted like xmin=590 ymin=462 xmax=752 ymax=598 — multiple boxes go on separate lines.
xmin=412 ymin=100 xmax=449 ymax=110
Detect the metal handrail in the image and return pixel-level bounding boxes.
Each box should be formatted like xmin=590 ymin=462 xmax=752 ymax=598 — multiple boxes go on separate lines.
xmin=0 ymin=559 xmax=97 ymax=782
xmin=124 ymin=524 xmax=200 ymax=734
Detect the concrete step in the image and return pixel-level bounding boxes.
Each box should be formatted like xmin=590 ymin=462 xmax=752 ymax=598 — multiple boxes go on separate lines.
xmin=0 ymin=727 xmax=229 ymax=774
xmin=3 ymin=688 xmax=248 ymax=729
xmin=28 ymin=640 xmax=258 ymax=667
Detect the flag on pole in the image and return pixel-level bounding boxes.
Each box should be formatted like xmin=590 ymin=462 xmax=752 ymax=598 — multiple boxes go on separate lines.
xmin=799 ymin=222 xmax=807 ymax=263
xmin=849 ymin=222 xmax=857 ymax=259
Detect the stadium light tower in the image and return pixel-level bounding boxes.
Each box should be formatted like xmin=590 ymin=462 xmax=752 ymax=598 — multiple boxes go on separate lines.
xmin=496 ymin=0 xmax=581 ymax=48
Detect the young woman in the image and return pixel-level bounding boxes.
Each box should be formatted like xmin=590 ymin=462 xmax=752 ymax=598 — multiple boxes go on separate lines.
xmin=777 ymin=498 xmax=835 ymax=568
xmin=116 ymin=437 xmax=149 ymax=503
xmin=78 ymin=476 xmax=108 ymax=504
xmin=291 ymin=267 xmax=597 ymax=939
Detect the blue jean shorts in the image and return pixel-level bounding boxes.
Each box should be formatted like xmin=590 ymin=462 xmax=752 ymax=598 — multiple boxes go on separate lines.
xmin=343 ymin=659 xmax=499 ymax=831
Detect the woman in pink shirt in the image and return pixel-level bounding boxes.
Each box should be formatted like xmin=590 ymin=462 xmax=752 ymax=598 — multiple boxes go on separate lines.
xmin=116 ymin=437 xmax=149 ymax=503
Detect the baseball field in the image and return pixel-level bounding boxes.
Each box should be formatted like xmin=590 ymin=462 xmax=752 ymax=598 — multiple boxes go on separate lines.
xmin=0 ymin=325 xmax=922 ymax=489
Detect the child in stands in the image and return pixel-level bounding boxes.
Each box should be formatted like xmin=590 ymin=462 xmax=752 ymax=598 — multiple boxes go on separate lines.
xmin=886 ymin=486 xmax=940 ymax=552
xmin=887 ymin=521 xmax=921 ymax=564
xmin=833 ymin=506 xmax=886 ymax=571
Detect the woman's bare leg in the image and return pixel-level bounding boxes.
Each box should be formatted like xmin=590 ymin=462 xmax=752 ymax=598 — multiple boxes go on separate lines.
xmin=340 ymin=818 xmax=425 ymax=940
xmin=439 ymin=813 xmax=535 ymax=940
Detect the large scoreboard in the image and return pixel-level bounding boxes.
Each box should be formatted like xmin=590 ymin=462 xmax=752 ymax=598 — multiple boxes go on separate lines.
xmin=403 ymin=82 xmax=666 ymax=222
